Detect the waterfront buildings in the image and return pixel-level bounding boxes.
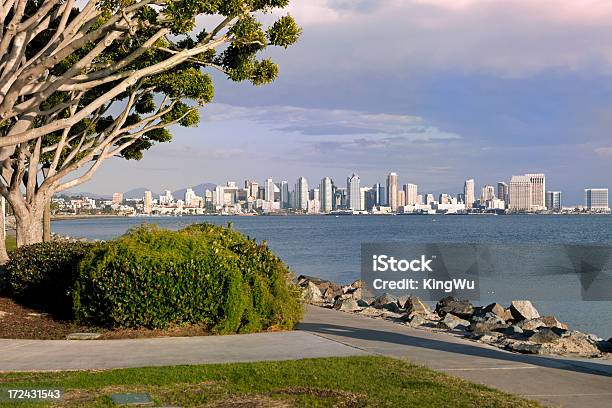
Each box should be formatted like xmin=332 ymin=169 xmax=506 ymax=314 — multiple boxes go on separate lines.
xmin=264 ymin=178 xmax=275 ymax=202
xmin=387 ymin=172 xmax=398 ymax=211
xmin=404 ymin=183 xmax=418 ymax=205
xmin=464 ymin=179 xmax=475 ymax=208
xmin=497 ymin=182 xmax=509 ymax=205
xmin=509 ymin=175 xmax=532 ymax=211
xmin=112 ymin=192 xmax=123 ymax=205
xmin=546 ymin=191 xmax=562 ymax=211
xmin=481 ymin=185 xmax=495 ymax=203
xmin=296 ymin=177 xmax=308 ymax=211
xmin=526 ymin=173 xmax=546 ymax=210
xmin=585 ymin=188 xmax=609 ymax=211
xmin=143 ymin=191 xmax=152 ymax=214
xmin=319 ymin=177 xmax=333 ymax=213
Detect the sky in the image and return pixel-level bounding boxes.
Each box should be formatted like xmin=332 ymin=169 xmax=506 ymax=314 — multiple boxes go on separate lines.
xmin=73 ymin=0 xmax=612 ymax=204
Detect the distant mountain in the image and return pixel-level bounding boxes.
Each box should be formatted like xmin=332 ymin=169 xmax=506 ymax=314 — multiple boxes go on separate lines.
xmin=66 ymin=182 xmax=217 ymax=200
xmin=61 ymin=191 xmax=110 ymax=199
xmin=123 ymin=187 xmax=160 ymax=199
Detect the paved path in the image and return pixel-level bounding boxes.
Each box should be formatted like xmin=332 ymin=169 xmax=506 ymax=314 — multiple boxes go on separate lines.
xmin=300 ymin=305 xmax=612 ymax=408
xmin=0 ymin=306 xmax=611 ymax=407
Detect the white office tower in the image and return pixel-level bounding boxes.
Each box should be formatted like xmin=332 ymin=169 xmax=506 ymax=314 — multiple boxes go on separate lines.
xmin=387 ymin=172 xmax=398 ymax=210
xmin=464 ymin=179 xmax=475 ymax=208
xmin=159 ymin=190 xmax=173 ymax=205
xmin=426 ymin=194 xmax=434 ymax=205
xmin=526 ymin=173 xmax=546 ymax=210
xmin=280 ymin=181 xmax=289 ymax=209
xmin=481 ymin=185 xmax=495 ymax=203
xmin=360 ymin=187 xmax=371 ymax=211
xmin=347 ymin=173 xmax=361 ymax=210
xmin=319 ymin=177 xmax=333 ymax=213
xmin=264 ymin=177 xmax=275 ymax=202
xmin=296 ymin=177 xmax=309 ymax=211
xmin=184 ymin=188 xmax=197 ymax=207
xmin=585 ymin=189 xmax=609 ymax=211
xmin=497 ymin=182 xmax=509 ymax=204
xmin=509 ymin=175 xmax=532 ymax=211
xmin=545 ymin=191 xmax=562 ymax=211
xmin=404 ymin=183 xmax=418 ymax=205
xmin=143 ymin=191 xmax=152 ymax=214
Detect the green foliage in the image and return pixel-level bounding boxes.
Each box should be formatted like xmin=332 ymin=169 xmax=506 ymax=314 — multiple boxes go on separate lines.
xmin=5 ymin=241 xmax=99 ymax=317
xmin=73 ymin=224 xmax=303 ymax=332
xmin=267 ymin=15 xmax=302 ymax=48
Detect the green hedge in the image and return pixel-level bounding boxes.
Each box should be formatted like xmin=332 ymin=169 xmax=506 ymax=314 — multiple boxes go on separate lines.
xmin=73 ymin=223 xmax=303 ymax=333
xmin=5 ymin=241 xmax=98 ymax=317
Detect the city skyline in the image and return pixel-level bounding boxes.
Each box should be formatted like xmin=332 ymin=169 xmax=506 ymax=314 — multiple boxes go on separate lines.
xmin=67 ymin=1 xmax=612 ymax=204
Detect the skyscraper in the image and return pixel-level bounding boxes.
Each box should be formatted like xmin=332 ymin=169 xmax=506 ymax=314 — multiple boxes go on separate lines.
xmin=404 ymin=183 xmax=418 ymax=205
xmin=497 ymin=182 xmax=509 ymax=204
xmin=319 ymin=177 xmax=333 ymax=213
xmin=480 ymin=185 xmax=495 ymax=203
xmin=347 ymin=173 xmax=361 ymax=210
xmin=585 ymin=188 xmax=609 ymax=210
xmin=509 ymin=175 xmax=531 ymax=211
xmin=264 ymin=177 xmax=275 ymax=202
xmin=280 ymin=181 xmax=289 ymax=209
xmin=296 ymin=177 xmax=309 ymax=211
xmin=387 ymin=172 xmax=398 ymax=210
xmin=464 ymin=179 xmax=475 ymax=208
xmin=545 ymin=191 xmax=561 ymax=211
xmin=143 ymin=190 xmax=152 ymax=214
xmin=526 ymin=173 xmax=546 ymax=210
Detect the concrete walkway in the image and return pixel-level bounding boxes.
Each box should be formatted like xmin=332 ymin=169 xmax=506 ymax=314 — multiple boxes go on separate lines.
xmin=0 ymin=306 xmax=610 ymax=407
xmin=300 ymin=305 xmax=612 ymax=408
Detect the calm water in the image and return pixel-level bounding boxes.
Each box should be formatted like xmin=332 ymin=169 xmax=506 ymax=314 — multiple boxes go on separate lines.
xmin=53 ymin=215 xmax=612 ymax=338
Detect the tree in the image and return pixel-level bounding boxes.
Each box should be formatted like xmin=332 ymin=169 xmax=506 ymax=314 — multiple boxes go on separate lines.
xmin=0 ymin=0 xmax=300 ymax=262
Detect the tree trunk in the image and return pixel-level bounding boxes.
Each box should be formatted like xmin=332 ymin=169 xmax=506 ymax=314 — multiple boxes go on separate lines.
xmin=0 ymin=198 xmax=8 ymax=264
xmin=15 ymin=211 xmax=44 ymax=247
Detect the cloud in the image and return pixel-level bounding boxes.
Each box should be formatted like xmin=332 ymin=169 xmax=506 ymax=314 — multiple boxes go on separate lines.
xmin=201 ymin=103 xmax=460 ymax=141
xmin=278 ymin=0 xmax=612 ymax=77
xmin=594 ymin=146 xmax=612 ymax=156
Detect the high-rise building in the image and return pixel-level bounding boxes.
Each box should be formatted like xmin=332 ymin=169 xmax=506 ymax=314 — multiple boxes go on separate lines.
xmin=585 ymin=188 xmax=609 ymax=210
xmin=439 ymin=193 xmax=450 ymax=204
xmin=360 ymin=187 xmax=371 ymax=211
xmin=347 ymin=173 xmax=361 ymax=210
xmin=280 ymin=181 xmax=289 ymax=209
xmin=387 ymin=172 xmax=398 ymax=210
xmin=319 ymin=177 xmax=333 ymax=213
xmin=143 ymin=191 xmax=152 ymax=214
xmin=264 ymin=177 xmax=275 ymax=202
xmin=398 ymin=190 xmax=406 ymax=207
xmin=464 ymin=179 xmax=475 ymax=208
xmin=112 ymin=192 xmax=123 ymax=205
xmin=545 ymin=191 xmax=561 ymax=211
xmin=497 ymin=182 xmax=509 ymax=204
xmin=509 ymin=175 xmax=532 ymax=211
xmin=159 ymin=190 xmax=173 ymax=205
xmin=296 ymin=177 xmax=309 ymax=211
xmin=184 ymin=188 xmax=198 ymax=207
xmin=526 ymin=173 xmax=546 ymax=210
xmin=480 ymin=185 xmax=495 ymax=203
xmin=404 ymin=183 xmax=418 ymax=205
xmin=425 ymin=193 xmax=434 ymax=205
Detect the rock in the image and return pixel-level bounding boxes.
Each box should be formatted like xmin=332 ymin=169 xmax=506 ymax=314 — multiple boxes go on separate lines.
xmin=470 ymin=321 xmax=508 ymax=334
xmin=66 ymin=333 xmax=101 ymax=340
xmin=373 ymin=293 xmax=398 ymax=308
xmin=518 ymin=318 xmax=546 ymax=331
xmin=437 ymin=314 xmax=470 ymax=330
xmin=356 ymin=299 xmax=370 ymax=307
xmin=540 ymin=315 xmax=568 ymax=330
xmin=435 ymin=296 xmax=474 ymax=319
xmin=509 ymin=300 xmax=540 ymax=321
xmin=333 ymin=298 xmax=361 ymax=312
xmin=596 ymin=340 xmax=612 ymax=353
xmin=406 ymin=314 xmax=427 ymax=327
xmin=483 ymin=303 xmax=513 ymax=321
xmin=347 ymin=286 xmax=375 ymax=303
xmin=503 ymin=340 xmax=543 ymax=354
xmin=529 ymin=328 xmax=561 ymax=344
xmin=470 ymin=312 xmax=505 ymax=325
xmin=359 ymin=307 xmax=386 ymax=318
xmin=350 ymin=279 xmax=365 ymax=289
xmin=402 ymin=296 xmax=432 ymax=315
xmin=381 ymin=301 xmax=401 ymax=313
xmin=301 ymin=281 xmax=323 ymax=304
xmin=494 ymin=325 xmax=524 ymax=336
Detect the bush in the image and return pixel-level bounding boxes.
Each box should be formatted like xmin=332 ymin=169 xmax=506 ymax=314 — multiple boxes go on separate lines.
xmin=5 ymin=241 xmax=98 ymax=317
xmin=74 ymin=224 xmax=303 ymax=333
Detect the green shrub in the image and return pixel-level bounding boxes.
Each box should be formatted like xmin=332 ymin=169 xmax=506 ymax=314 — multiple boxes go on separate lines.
xmin=5 ymin=241 xmax=98 ymax=317
xmin=74 ymin=224 xmax=303 ymax=333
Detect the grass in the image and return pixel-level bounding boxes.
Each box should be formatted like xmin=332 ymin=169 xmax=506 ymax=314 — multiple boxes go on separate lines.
xmin=0 ymin=356 xmax=542 ymax=407
xmin=4 ymin=236 xmax=15 ymax=252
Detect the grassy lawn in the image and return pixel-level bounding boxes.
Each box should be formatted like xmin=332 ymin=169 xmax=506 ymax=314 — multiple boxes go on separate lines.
xmin=0 ymin=356 xmax=541 ymax=407
xmin=4 ymin=235 xmax=15 ymax=252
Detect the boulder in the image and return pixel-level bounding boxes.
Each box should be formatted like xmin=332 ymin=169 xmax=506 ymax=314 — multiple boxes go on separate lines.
xmin=406 ymin=314 xmax=427 ymax=327
xmin=470 ymin=321 xmax=508 ymax=335
xmin=381 ymin=301 xmax=401 ymax=313
xmin=596 ymin=340 xmax=612 ymax=353
xmin=528 ymin=328 xmax=561 ymax=344
xmin=402 ymin=296 xmax=432 ymax=316
xmin=493 ymin=325 xmax=524 ymax=336
xmin=356 ymin=299 xmax=370 ymax=308
xmin=435 ymin=296 xmax=474 ymax=319
xmin=373 ymin=293 xmax=398 ymax=308
xmin=470 ymin=312 xmax=505 ymax=325
xmin=509 ymin=300 xmax=540 ymax=321
xmin=518 ymin=318 xmax=546 ymax=331
xmin=301 ymin=281 xmax=323 ymax=304
xmin=437 ymin=314 xmax=470 ymax=331
xmin=483 ymin=303 xmax=513 ymax=321
xmin=333 ymin=298 xmax=361 ymax=312
xmin=540 ymin=315 xmax=568 ymax=330
xmin=349 ymin=279 xmax=365 ymax=289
